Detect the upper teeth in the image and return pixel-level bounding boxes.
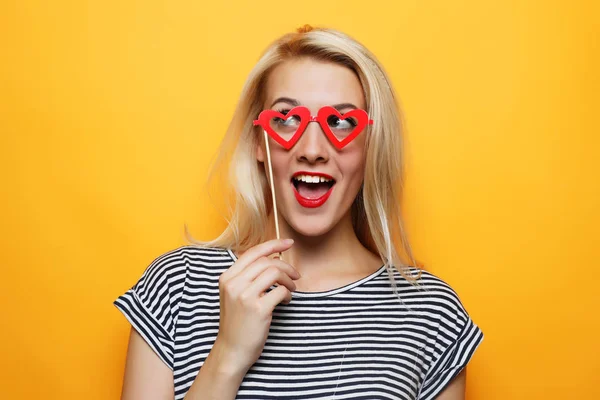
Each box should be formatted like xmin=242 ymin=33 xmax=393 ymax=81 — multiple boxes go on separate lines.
xmin=294 ymin=174 xmax=333 ymax=183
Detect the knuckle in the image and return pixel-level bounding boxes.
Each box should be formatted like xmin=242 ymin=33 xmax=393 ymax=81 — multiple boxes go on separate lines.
xmin=219 ymin=278 xmax=228 ymax=291
xmin=266 ymin=266 xmax=279 ymax=277
xmin=279 ymin=270 xmax=289 ymax=281
xmin=257 ymin=256 xmax=269 ymax=265
xmin=238 ymin=290 xmax=251 ymax=303
xmin=277 ymin=284 xmax=290 ymax=295
xmin=220 ymin=279 xmax=236 ymax=295
xmin=254 ymin=300 xmax=269 ymax=316
xmin=219 ymin=271 xmax=228 ymax=282
xmin=273 ymin=259 xmax=285 ymax=268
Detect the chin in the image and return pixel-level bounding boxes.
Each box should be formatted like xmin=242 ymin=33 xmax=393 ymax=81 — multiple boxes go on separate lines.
xmin=285 ymin=213 xmax=337 ymax=238
xmin=278 ymin=189 xmax=358 ymax=238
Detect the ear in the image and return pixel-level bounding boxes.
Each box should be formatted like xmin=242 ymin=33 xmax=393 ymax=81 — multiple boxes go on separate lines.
xmin=256 ymin=133 xmax=265 ymax=163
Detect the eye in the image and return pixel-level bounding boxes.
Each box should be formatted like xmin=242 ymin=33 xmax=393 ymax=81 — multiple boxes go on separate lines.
xmin=327 ymin=115 xmax=357 ymax=130
xmin=273 ymin=109 xmax=301 ymax=126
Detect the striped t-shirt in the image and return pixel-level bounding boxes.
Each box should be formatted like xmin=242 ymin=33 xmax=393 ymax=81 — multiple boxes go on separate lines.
xmin=114 ymin=245 xmax=484 ymax=400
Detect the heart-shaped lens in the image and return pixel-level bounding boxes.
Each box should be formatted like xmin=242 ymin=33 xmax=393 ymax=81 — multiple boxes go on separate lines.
xmin=269 ymin=111 xmax=303 ymax=141
xmin=254 ymin=106 xmax=372 ymax=150
xmin=325 ymin=114 xmax=360 ymax=141
xmin=254 ymin=106 xmax=310 ymax=150
xmin=317 ymin=106 xmax=372 ymax=149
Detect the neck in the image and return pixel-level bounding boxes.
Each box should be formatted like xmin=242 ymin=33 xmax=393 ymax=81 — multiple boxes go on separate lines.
xmin=266 ymin=210 xmax=380 ymax=279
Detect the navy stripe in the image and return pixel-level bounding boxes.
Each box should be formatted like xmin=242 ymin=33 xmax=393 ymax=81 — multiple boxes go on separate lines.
xmin=114 ymin=245 xmax=484 ymax=399
xmin=114 ymin=290 xmax=174 ymax=369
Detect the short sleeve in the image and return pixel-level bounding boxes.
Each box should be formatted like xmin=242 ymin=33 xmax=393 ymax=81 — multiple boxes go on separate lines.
xmin=113 ymin=250 xmax=181 ymax=370
xmin=417 ymin=290 xmax=484 ymax=399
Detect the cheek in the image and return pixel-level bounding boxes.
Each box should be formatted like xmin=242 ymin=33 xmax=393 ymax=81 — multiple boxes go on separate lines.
xmin=341 ymin=145 xmax=367 ymax=182
xmin=266 ymin=147 xmax=291 ymax=180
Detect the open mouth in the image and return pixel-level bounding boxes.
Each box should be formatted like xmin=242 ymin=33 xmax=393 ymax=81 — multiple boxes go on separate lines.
xmin=291 ymin=175 xmax=336 ymax=200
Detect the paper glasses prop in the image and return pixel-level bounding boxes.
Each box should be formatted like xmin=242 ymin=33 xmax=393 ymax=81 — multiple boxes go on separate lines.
xmin=253 ymin=106 xmax=374 ymax=259
xmin=253 ymin=105 xmax=374 ymax=150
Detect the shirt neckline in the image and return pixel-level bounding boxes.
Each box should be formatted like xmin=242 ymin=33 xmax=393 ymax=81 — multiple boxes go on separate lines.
xmin=226 ymin=248 xmax=387 ymax=298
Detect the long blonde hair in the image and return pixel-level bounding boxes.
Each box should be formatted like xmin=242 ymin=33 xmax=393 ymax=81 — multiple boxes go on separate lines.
xmin=184 ymin=25 xmax=422 ymax=292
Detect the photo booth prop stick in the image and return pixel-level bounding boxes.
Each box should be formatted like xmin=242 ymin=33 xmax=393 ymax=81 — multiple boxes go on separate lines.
xmin=263 ymin=129 xmax=284 ymax=260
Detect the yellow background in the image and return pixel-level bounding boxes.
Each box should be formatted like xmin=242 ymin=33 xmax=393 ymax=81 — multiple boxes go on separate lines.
xmin=1 ymin=0 xmax=598 ymax=398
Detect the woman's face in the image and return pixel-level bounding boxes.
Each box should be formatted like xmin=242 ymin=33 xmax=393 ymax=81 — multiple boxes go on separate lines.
xmin=256 ymin=57 xmax=368 ymax=238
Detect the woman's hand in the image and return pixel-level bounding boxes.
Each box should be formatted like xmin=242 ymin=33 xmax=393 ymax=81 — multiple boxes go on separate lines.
xmin=213 ymin=238 xmax=300 ymax=375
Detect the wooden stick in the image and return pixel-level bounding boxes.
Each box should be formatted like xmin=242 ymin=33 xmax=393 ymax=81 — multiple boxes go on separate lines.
xmin=263 ymin=130 xmax=283 ymax=260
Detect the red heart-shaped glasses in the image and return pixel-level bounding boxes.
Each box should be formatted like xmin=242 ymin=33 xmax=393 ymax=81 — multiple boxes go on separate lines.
xmin=253 ymin=106 xmax=374 ymax=150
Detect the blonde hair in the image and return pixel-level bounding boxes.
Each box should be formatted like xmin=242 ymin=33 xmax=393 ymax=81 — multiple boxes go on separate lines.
xmin=184 ymin=24 xmax=422 ymax=293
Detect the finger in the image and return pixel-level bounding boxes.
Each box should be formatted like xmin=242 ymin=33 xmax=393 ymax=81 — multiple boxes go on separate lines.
xmin=226 ymin=239 xmax=294 ymax=277
xmin=244 ymin=267 xmax=297 ymax=300
xmin=261 ymin=285 xmax=293 ymax=310
xmin=221 ymin=258 xmax=298 ymax=302
xmin=238 ymin=257 xmax=300 ymax=284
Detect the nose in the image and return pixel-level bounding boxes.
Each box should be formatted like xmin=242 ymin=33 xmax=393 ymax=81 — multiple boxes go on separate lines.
xmin=295 ymin=121 xmax=330 ymax=164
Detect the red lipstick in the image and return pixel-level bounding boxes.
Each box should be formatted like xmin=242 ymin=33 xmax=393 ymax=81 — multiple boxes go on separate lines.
xmin=291 ymin=171 xmax=336 ymax=208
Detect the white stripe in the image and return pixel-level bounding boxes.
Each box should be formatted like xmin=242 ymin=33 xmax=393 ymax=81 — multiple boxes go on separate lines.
xmin=113 ymin=245 xmax=483 ymax=400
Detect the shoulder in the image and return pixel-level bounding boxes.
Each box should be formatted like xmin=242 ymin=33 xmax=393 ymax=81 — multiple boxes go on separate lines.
xmin=133 ymin=245 xmax=235 ymax=299
xmin=406 ymin=269 xmax=484 ymax=399
xmin=414 ymin=268 xmax=470 ymax=308
xmin=113 ymin=245 xmax=233 ymax=369
xmin=395 ymin=267 xmax=476 ymax=334
xmin=142 ymin=245 xmax=234 ymax=271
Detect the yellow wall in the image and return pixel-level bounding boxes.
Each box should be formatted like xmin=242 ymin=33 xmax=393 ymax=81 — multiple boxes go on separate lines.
xmin=2 ymin=1 xmax=598 ymax=398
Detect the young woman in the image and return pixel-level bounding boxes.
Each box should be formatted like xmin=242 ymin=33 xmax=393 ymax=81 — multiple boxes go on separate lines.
xmin=114 ymin=25 xmax=484 ymax=400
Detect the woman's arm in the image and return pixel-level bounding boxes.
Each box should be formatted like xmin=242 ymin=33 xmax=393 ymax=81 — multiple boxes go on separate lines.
xmin=435 ymin=368 xmax=467 ymax=400
xmin=118 ymin=239 xmax=298 ymax=399
xmin=120 ymin=328 xmax=174 ymax=400
xmin=120 ymin=328 xmax=247 ymax=400
xmin=183 ymin=336 xmax=247 ymax=400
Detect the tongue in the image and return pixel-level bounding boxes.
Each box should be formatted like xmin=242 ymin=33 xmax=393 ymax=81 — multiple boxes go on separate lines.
xmin=296 ymin=182 xmax=331 ymax=199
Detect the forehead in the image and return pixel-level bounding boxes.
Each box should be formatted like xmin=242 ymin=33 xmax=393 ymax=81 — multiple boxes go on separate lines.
xmin=264 ymin=58 xmax=366 ymax=110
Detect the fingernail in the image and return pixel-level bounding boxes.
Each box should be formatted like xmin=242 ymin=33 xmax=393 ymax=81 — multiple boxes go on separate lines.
xmin=283 ymin=238 xmax=294 ymax=245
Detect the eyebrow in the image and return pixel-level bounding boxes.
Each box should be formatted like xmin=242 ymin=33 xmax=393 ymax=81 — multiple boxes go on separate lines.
xmin=269 ymin=97 xmax=359 ymax=111
xmin=270 ymin=97 xmax=299 ymax=108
